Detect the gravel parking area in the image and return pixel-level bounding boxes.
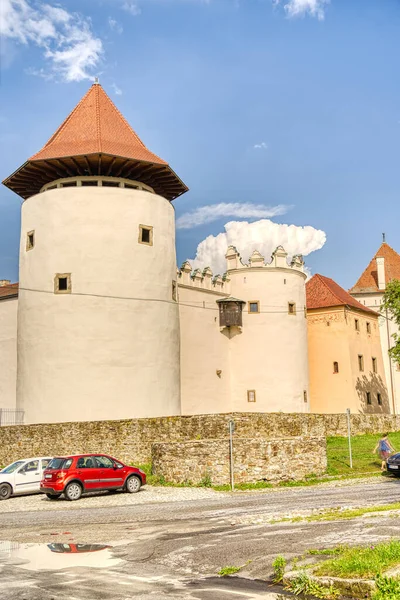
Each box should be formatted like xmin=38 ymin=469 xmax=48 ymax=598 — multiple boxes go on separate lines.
xmin=1 ymin=486 xmax=220 ymax=513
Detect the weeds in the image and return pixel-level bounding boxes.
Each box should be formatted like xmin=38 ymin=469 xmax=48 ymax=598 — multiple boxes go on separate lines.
xmin=198 ymin=472 xmax=212 ymax=487
xmin=218 ymin=565 xmax=241 ymax=576
xmin=373 ymin=574 xmax=400 ymax=599
xmin=272 ymin=556 xmax=287 ymax=583
xmin=315 ymin=539 xmax=400 ymax=578
xmin=284 ymin=571 xmax=339 ymax=598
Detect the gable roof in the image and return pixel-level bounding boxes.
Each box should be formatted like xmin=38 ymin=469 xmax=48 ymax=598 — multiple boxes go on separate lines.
xmin=2 ymin=83 xmax=188 ymax=201
xmin=349 ymin=243 xmax=400 ymax=294
xmin=0 ymin=283 xmax=18 ymax=301
xmin=306 ymin=274 xmax=375 ymax=314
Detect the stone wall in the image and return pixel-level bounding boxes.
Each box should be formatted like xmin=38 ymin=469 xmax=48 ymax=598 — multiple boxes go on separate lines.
xmin=0 ymin=412 xmax=399 ymax=468
xmin=152 ymin=437 xmax=327 ymax=485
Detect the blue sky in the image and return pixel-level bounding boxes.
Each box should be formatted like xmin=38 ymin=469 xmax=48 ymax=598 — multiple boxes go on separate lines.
xmin=1 ymin=0 xmax=399 ymax=287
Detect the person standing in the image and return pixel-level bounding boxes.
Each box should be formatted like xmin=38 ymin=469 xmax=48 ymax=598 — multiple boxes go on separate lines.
xmin=373 ymin=433 xmax=395 ymax=471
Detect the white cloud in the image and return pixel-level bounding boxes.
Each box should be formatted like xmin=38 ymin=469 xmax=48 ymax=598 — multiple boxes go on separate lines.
xmin=122 ymin=2 xmax=141 ymax=16
xmin=176 ymin=202 xmax=291 ymax=230
xmin=108 ymin=17 xmax=123 ymax=34
xmin=254 ymin=142 xmax=268 ymax=150
xmin=0 ymin=0 xmax=103 ymax=82
xmin=274 ymin=0 xmax=329 ymax=20
xmin=111 ymin=82 xmax=123 ymax=95
xmin=186 ymin=219 xmax=326 ymax=275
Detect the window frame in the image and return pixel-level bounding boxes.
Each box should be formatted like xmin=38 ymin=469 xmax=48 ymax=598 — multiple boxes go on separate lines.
xmin=248 ymin=301 xmax=260 ymax=314
xmin=26 ymin=230 xmax=35 ymax=251
xmin=247 ymin=389 xmax=256 ymax=402
xmin=358 ymin=354 xmax=364 ymax=372
xmin=366 ymin=391 xmax=372 ymax=405
xmin=54 ymin=273 xmax=72 ymax=295
xmin=355 ymin=319 xmax=360 ymax=332
xmin=372 ymin=357 xmax=377 ymax=374
xmin=333 ymin=361 xmax=339 ymax=374
xmin=288 ymin=302 xmax=296 ymax=315
xmin=377 ymin=393 xmax=382 ymax=406
xmin=138 ymin=224 xmax=153 ymax=246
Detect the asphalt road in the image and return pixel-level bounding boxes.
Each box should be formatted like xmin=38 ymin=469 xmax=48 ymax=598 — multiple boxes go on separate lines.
xmin=1 ymin=477 xmax=400 ymax=599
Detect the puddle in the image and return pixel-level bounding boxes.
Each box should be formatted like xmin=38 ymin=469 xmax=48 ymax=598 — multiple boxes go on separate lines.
xmin=0 ymin=541 xmax=122 ymax=570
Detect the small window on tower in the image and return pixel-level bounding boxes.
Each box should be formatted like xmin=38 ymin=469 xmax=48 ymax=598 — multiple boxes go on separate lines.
xmin=372 ymin=357 xmax=377 ymax=373
xmin=303 ymin=390 xmax=308 ymax=403
xmin=54 ymin=273 xmax=71 ymax=294
xmin=333 ymin=361 xmax=339 ymax=374
xmin=377 ymin=393 xmax=382 ymax=406
xmin=247 ymin=390 xmax=256 ymax=403
xmin=172 ymin=281 xmax=177 ymax=302
xmin=358 ymin=354 xmax=364 ymax=372
xmin=248 ymin=301 xmax=260 ymax=314
xmin=366 ymin=391 xmax=372 ymax=405
xmin=139 ymin=225 xmax=153 ymax=246
xmin=26 ymin=231 xmax=35 ymax=251
xmin=288 ymin=302 xmax=296 ymax=315
xmin=366 ymin=322 xmax=371 ymax=334
xmin=355 ymin=319 xmax=360 ymax=331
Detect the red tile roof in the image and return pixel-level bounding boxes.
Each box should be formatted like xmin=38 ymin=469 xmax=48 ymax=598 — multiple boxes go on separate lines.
xmin=0 ymin=283 xmax=18 ymax=300
xmin=30 ymin=83 xmax=167 ymax=165
xmin=306 ymin=274 xmax=375 ymax=314
xmin=350 ymin=243 xmax=400 ymax=293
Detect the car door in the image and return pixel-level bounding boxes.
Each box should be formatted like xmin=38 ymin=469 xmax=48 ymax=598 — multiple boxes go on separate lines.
xmin=14 ymin=460 xmax=41 ymax=494
xmin=76 ymin=456 xmax=100 ymax=490
xmin=95 ymin=456 xmax=125 ymax=489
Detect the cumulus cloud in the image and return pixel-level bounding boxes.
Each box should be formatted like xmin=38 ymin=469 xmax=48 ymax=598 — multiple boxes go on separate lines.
xmin=274 ymin=0 xmax=329 ymax=20
xmin=254 ymin=142 xmax=268 ymax=150
xmin=186 ymin=219 xmax=326 ymax=275
xmin=176 ymin=202 xmax=291 ymax=230
xmin=108 ymin=17 xmax=123 ymax=34
xmin=0 ymin=0 xmax=103 ymax=81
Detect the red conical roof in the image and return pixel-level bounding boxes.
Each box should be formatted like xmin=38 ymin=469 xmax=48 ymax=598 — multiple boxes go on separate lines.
xmin=3 ymin=83 xmax=187 ymax=201
xmin=30 ymin=83 xmax=167 ymax=165
xmin=349 ymin=243 xmax=400 ymax=294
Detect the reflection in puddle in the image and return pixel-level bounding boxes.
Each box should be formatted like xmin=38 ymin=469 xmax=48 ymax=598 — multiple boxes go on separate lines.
xmin=0 ymin=541 xmax=122 ymax=570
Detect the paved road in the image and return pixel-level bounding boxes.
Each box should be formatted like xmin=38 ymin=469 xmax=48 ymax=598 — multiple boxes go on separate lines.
xmin=1 ymin=477 xmax=400 ymax=599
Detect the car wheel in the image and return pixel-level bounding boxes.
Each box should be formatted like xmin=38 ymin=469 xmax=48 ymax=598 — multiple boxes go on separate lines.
xmin=0 ymin=483 xmax=12 ymax=500
xmin=46 ymin=493 xmax=62 ymax=500
xmin=64 ymin=482 xmax=83 ymax=501
xmin=125 ymin=475 xmax=141 ymax=494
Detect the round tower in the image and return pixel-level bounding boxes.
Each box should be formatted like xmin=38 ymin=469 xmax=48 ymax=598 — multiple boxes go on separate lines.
xmin=225 ymin=246 xmax=309 ymax=413
xmin=3 ymin=83 xmax=188 ymax=424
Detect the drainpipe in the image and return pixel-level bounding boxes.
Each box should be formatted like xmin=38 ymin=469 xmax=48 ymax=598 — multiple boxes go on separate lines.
xmin=386 ymin=308 xmax=397 ymax=415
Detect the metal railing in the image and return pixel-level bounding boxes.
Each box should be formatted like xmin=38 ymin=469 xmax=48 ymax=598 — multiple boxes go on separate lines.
xmin=0 ymin=408 xmax=24 ymax=426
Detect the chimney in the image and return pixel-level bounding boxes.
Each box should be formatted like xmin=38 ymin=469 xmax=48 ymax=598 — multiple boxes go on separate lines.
xmin=0 ymin=280 xmax=11 ymax=287
xmin=376 ymin=257 xmax=386 ymax=291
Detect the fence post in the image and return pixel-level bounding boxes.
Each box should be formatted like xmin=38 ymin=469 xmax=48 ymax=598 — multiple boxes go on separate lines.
xmin=346 ymin=408 xmax=353 ymax=469
xmin=229 ymin=419 xmax=235 ymax=491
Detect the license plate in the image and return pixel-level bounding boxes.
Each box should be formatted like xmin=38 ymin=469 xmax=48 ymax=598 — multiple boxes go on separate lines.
xmin=45 ymin=474 xmax=52 ymax=479
xmin=389 ymin=465 xmax=399 ymax=469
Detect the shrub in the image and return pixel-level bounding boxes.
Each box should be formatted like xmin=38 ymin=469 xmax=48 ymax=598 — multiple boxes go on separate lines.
xmin=272 ymin=556 xmax=286 ymax=583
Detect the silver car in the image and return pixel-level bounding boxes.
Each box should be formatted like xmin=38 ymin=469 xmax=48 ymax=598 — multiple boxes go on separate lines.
xmin=0 ymin=457 xmax=53 ymax=500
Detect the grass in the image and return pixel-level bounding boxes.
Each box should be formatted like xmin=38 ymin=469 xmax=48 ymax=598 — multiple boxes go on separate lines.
xmin=315 ymin=540 xmax=400 ymax=578
xmin=218 ymin=565 xmax=242 ymax=576
xmin=326 ymin=432 xmax=400 ymax=476
xmin=272 ymin=502 xmax=400 ymax=524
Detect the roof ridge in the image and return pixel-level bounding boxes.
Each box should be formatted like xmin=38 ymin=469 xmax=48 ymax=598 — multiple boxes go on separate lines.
xmin=95 ymin=84 xmax=102 ymax=153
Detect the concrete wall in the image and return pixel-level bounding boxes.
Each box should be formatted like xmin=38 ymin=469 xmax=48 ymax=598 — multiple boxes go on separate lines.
xmin=0 ymin=297 xmax=17 ymax=411
xmin=18 ymin=185 xmax=181 ymax=423
xmin=152 ymin=437 xmax=327 ymax=485
xmin=1 ymin=412 xmax=399 ymax=468
xmin=308 ymin=307 xmax=389 ymax=414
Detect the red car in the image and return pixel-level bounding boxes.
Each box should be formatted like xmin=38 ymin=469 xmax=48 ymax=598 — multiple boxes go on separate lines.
xmin=40 ymin=454 xmax=146 ymax=501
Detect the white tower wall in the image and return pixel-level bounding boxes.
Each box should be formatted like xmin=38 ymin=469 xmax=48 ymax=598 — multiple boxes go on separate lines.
xmin=17 ymin=186 xmax=181 ymax=424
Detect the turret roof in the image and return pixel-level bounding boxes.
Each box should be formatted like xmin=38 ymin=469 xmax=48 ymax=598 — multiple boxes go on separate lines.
xmin=3 ymin=83 xmax=188 ymax=201
xmin=349 ymin=243 xmax=400 ymax=294
xmin=307 ymin=274 xmax=375 ymax=314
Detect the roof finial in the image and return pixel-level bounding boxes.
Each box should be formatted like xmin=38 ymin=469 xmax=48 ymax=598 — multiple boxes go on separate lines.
xmin=383 ymin=233 xmax=386 ymax=243
xmin=94 ymin=77 xmax=99 ymax=84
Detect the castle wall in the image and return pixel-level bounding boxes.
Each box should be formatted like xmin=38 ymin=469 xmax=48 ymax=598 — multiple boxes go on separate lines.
xmin=308 ymin=307 xmax=389 ymax=414
xmin=0 ymin=297 xmax=17 ymax=412
xmin=17 ymin=186 xmax=181 ymax=424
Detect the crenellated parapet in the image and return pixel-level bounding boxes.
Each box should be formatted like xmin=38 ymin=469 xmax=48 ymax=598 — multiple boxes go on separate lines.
xmin=225 ymin=245 xmax=305 ymax=273
xmin=178 ymin=261 xmax=231 ymax=294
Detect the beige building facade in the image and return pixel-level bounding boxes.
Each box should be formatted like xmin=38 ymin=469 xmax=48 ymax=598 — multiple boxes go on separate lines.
xmin=307 ymin=274 xmax=389 ymax=414
xmin=0 ymin=283 xmax=18 ymax=419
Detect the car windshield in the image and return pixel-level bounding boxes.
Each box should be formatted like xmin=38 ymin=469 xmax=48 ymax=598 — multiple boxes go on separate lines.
xmin=1 ymin=461 xmax=26 ymax=474
xmin=46 ymin=458 xmax=68 ymax=470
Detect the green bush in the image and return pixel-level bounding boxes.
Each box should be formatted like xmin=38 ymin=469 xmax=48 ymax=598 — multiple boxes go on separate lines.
xmin=272 ymin=556 xmax=286 ymax=583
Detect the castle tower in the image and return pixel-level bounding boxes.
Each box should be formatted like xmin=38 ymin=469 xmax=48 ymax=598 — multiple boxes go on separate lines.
xmin=3 ymin=83 xmax=188 ymax=424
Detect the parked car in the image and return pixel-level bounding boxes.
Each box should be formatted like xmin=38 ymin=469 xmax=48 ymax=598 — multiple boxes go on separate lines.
xmin=40 ymin=454 xmax=146 ymax=501
xmin=387 ymin=454 xmax=400 ymax=475
xmin=0 ymin=457 xmax=53 ymax=500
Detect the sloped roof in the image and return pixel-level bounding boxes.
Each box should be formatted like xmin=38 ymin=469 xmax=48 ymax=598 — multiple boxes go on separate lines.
xmin=29 ymin=83 xmax=166 ymax=165
xmin=0 ymin=283 xmax=18 ymax=301
xmin=306 ymin=274 xmax=375 ymax=314
xmin=350 ymin=243 xmax=400 ymax=293
xmin=2 ymin=83 xmax=188 ymax=201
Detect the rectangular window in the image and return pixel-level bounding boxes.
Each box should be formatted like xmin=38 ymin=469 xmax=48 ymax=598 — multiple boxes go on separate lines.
xmin=355 ymin=319 xmax=360 ymax=331
xmin=172 ymin=281 xmax=177 ymax=302
xmin=288 ymin=302 xmax=296 ymax=315
xmin=366 ymin=322 xmax=371 ymax=334
xmin=139 ymin=225 xmax=153 ymax=246
xmin=377 ymin=393 xmax=382 ymax=406
xmin=358 ymin=355 xmax=364 ymax=372
xmin=372 ymin=357 xmax=377 ymax=373
xmin=247 ymin=390 xmax=256 ymax=402
xmin=54 ymin=273 xmax=71 ymax=294
xmin=248 ymin=301 xmax=260 ymax=314
xmin=303 ymin=390 xmax=308 ymax=403
xmin=26 ymin=230 xmax=35 ymax=251
xmin=333 ymin=361 xmax=339 ymax=374
xmin=366 ymin=391 xmax=372 ymax=405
